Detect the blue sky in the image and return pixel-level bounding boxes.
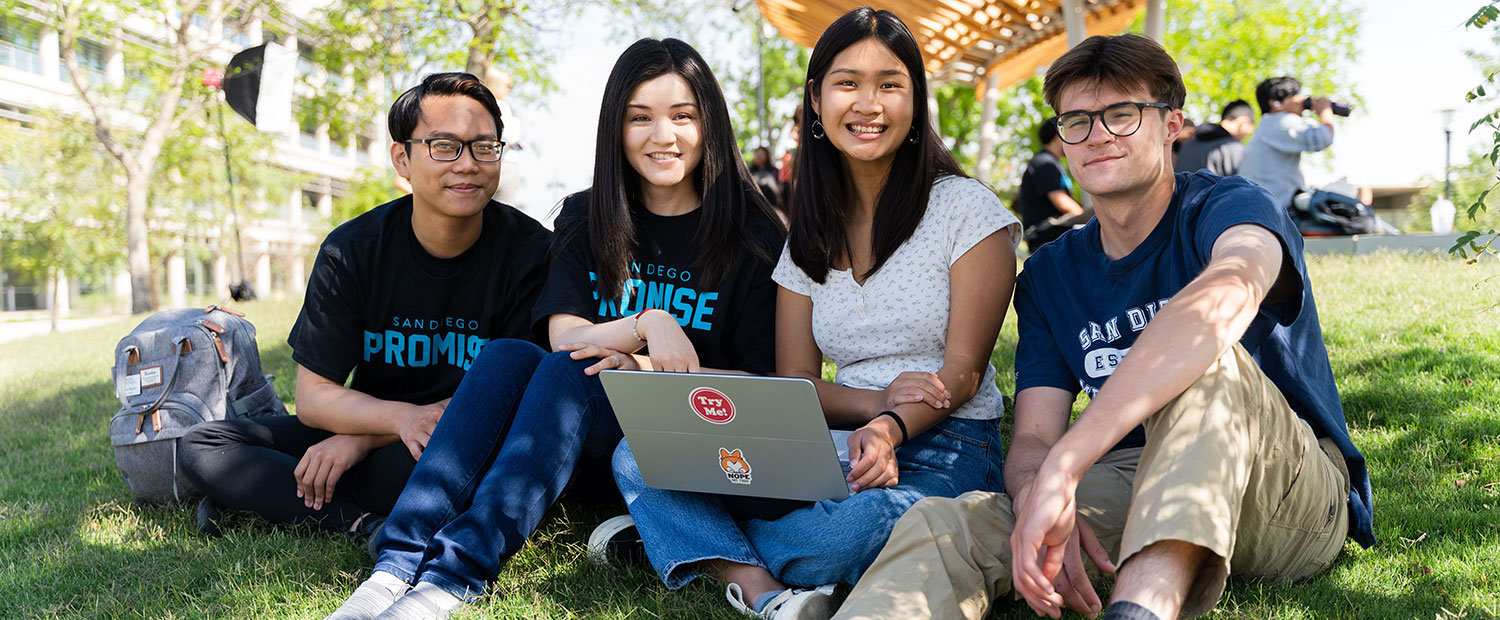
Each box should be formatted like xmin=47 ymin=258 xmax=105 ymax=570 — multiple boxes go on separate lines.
xmin=508 ymin=0 xmax=1496 ymax=221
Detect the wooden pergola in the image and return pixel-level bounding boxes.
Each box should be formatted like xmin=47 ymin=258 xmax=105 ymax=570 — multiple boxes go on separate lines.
xmin=754 ymin=0 xmax=1165 ymax=179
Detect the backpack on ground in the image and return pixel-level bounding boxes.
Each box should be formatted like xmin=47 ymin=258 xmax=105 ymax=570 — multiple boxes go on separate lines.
xmin=1287 ymin=189 xmax=1382 ymax=237
xmin=110 ymin=305 xmax=288 ymax=503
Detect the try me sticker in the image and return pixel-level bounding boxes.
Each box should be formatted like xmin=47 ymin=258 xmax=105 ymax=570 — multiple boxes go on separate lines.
xmin=689 ymin=387 xmax=735 ymax=424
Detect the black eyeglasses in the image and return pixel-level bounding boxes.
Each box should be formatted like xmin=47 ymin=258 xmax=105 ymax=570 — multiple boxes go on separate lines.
xmin=1055 ymin=102 xmax=1173 ymax=144
xmin=405 ymin=138 xmax=506 ymax=162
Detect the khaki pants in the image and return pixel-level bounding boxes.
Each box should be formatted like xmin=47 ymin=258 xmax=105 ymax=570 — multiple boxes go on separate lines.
xmin=833 ymin=345 xmax=1350 ymax=620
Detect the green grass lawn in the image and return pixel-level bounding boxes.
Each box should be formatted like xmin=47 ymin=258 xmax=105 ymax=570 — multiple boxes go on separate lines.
xmin=1 ymin=252 xmax=1497 ymax=619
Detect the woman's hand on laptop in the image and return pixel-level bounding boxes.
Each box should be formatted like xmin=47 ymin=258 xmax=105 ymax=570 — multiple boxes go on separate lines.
xmin=845 ymin=425 xmax=899 ymax=492
xmin=561 ymin=342 xmax=643 ymax=376
xmin=634 ymin=310 xmax=701 ymax=373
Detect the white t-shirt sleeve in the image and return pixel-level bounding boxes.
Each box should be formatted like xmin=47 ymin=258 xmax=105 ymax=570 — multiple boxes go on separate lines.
xmin=771 ymin=241 xmax=814 ymax=296
xmin=938 ymin=176 xmax=1022 ymax=268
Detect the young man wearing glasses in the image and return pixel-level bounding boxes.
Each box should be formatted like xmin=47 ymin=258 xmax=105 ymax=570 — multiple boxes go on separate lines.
xmin=179 ymin=73 xmax=551 ymax=541
xmin=832 ymin=35 xmax=1372 ymax=620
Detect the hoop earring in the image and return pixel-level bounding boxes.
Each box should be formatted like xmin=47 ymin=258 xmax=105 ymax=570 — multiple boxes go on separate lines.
xmin=811 ymin=120 xmax=826 ymax=140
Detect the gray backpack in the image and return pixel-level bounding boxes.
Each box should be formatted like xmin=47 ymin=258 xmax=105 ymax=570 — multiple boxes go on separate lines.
xmin=110 ymin=305 xmax=288 ymax=503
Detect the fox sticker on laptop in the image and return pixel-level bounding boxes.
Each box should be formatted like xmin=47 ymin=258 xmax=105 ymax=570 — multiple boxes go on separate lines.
xmin=690 ymin=387 xmax=736 ymax=424
xmin=719 ymin=448 xmax=753 ymax=484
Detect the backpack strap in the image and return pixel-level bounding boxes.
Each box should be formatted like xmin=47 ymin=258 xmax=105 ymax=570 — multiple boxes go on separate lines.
xmin=116 ymin=335 xmax=191 ymax=416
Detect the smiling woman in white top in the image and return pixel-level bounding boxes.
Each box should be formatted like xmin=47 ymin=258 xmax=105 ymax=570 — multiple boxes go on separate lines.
xmin=606 ymin=8 xmax=1020 ymax=620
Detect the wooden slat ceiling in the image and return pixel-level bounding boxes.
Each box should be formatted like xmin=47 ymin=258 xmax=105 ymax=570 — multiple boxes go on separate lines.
xmin=754 ymin=0 xmax=1145 ymax=93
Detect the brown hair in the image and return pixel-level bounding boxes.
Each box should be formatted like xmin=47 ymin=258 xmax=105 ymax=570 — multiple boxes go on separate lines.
xmin=1042 ymin=34 xmax=1185 ymax=113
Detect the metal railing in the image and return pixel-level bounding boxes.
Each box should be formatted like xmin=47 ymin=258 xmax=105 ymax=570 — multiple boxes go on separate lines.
xmin=0 ymin=40 xmax=42 ymax=74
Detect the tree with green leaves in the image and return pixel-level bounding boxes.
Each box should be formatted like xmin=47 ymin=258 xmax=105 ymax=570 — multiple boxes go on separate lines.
xmin=20 ymin=0 xmax=277 ymax=313
xmin=1161 ymin=0 xmax=1362 ymax=124
xmin=1411 ymin=148 xmax=1500 ymax=234
xmin=303 ymin=0 xmax=688 ymax=149
xmin=1454 ymin=2 xmax=1500 ymax=260
xmin=719 ymin=8 xmax=808 ymax=158
xmin=936 ymin=77 xmax=1050 ymax=204
xmin=151 ymin=102 xmax=305 ymax=285
xmin=0 ymin=113 xmax=122 ymax=331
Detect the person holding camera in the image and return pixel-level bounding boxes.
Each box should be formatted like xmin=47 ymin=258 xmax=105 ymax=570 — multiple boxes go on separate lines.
xmin=1239 ymin=77 xmax=1346 ymax=208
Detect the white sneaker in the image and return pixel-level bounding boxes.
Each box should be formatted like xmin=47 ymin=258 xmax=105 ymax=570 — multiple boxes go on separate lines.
xmin=323 ymin=572 xmax=410 ymax=620
xmin=586 ymin=514 xmax=645 ymax=567
xmin=726 ymin=582 xmax=838 ymax=620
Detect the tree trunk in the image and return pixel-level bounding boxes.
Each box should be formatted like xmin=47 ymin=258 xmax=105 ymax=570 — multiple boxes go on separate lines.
xmin=125 ymin=169 xmax=154 ymax=314
xmin=464 ymin=13 xmax=496 ymax=78
xmin=49 ymin=268 xmax=59 ymax=334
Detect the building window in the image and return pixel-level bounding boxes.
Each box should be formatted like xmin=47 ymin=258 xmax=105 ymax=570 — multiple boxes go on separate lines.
xmin=0 ymin=17 xmax=42 ymax=75
xmin=329 ymin=123 xmax=350 ymax=159
xmin=225 ymin=17 xmax=251 ymax=48
xmin=357 ymin=135 xmax=373 ymax=165
xmin=0 ymin=102 xmax=38 ymax=130
xmin=59 ymin=39 xmax=106 ymax=86
xmin=302 ymin=189 xmax=322 ymax=222
xmin=296 ymin=41 xmax=315 ymax=78
xmin=296 ymin=98 xmax=321 ymax=151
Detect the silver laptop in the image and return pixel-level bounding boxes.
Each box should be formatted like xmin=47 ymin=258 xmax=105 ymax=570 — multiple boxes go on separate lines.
xmin=599 ymin=370 xmax=852 ymax=502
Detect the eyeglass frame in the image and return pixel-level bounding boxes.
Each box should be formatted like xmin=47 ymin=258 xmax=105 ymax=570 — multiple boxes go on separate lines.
xmin=404 ymin=137 xmax=507 ymax=162
xmin=1054 ymin=102 xmax=1174 ymax=145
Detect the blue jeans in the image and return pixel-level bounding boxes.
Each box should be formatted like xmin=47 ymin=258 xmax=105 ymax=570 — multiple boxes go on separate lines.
xmin=612 ymin=416 xmax=1004 ymax=589
xmin=371 ymin=339 xmax=623 ymax=598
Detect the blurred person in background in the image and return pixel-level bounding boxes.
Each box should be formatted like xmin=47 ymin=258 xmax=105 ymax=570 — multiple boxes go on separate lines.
xmin=1175 ymin=99 xmax=1254 ymax=176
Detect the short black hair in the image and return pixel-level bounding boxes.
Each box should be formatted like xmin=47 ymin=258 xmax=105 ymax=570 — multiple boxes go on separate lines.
xmin=1037 ymin=116 xmax=1059 ymax=146
xmin=1221 ymin=99 xmax=1254 ymax=122
xmin=387 ymin=72 xmax=504 ymax=148
xmin=1255 ymin=77 xmax=1301 ymax=115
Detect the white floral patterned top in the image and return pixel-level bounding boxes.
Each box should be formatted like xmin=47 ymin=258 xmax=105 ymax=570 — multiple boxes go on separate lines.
xmin=773 ymin=175 xmax=1021 ymax=421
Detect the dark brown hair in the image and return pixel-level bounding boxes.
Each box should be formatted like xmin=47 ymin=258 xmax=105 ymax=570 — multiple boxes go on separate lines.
xmin=1042 ymin=34 xmax=1185 ymax=113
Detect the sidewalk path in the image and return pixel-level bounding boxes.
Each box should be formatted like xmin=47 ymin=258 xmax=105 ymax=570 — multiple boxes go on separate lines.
xmin=0 ymin=316 xmax=123 ymax=345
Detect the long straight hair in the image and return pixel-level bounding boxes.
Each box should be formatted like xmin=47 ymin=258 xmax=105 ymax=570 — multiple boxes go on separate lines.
xmin=787 ymin=8 xmax=966 ymax=284
xmin=581 ymin=38 xmax=783 ymax=301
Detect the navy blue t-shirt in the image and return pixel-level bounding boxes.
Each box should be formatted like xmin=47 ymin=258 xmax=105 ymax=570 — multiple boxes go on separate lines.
xmin=1013 ymin=171 xmax=1375 ymax=548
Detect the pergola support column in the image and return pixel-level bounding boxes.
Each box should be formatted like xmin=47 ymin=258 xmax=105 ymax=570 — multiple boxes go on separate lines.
xmin=973 ymin=74 xmax=1002 ymax=183
xmin=1144 ymin=0 xmax=1165 ymax=42
xmin=1063 ymin=0 xmax=1087 ymax=48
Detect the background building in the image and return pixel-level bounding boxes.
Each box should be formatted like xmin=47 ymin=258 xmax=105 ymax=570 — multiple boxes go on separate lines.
xmin=0 ymin=4 xmax=390 ymax=313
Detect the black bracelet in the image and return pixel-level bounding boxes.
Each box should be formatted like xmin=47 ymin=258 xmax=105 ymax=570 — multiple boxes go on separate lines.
xmin=876 ymin=410 xmax=909 ymax=445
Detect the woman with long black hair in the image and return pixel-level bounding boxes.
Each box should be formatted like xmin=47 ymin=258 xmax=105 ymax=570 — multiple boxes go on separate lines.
xmin=323 ymin=37 xmax=783 ymax=620
xmin=605 ymin=8 xmax=1019 ymax=620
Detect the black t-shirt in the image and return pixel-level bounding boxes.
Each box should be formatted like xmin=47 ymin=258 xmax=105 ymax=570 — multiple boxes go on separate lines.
xmin=288 ymin=195 xmax=552 ymax=405
xmin=531 ymin=191 xmax=781 ymax=374
xmin=1015 ymin=151 xmax=1075 ymax=229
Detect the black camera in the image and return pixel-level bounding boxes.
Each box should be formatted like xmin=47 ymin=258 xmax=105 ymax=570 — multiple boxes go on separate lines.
xmin=1304 ymin=96 xmax=1353 ymax=117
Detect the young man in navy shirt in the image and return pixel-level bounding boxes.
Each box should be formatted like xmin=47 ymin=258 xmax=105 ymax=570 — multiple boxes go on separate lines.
xmin=833 ymin=34 xmax=1373 ymax=620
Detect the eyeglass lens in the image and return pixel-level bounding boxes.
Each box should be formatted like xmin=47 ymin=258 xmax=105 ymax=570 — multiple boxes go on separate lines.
xmin=1058 ymin=104 xmax=1146 ymax=144
xmin=426 ymin=139 xmax=503 ymax=162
